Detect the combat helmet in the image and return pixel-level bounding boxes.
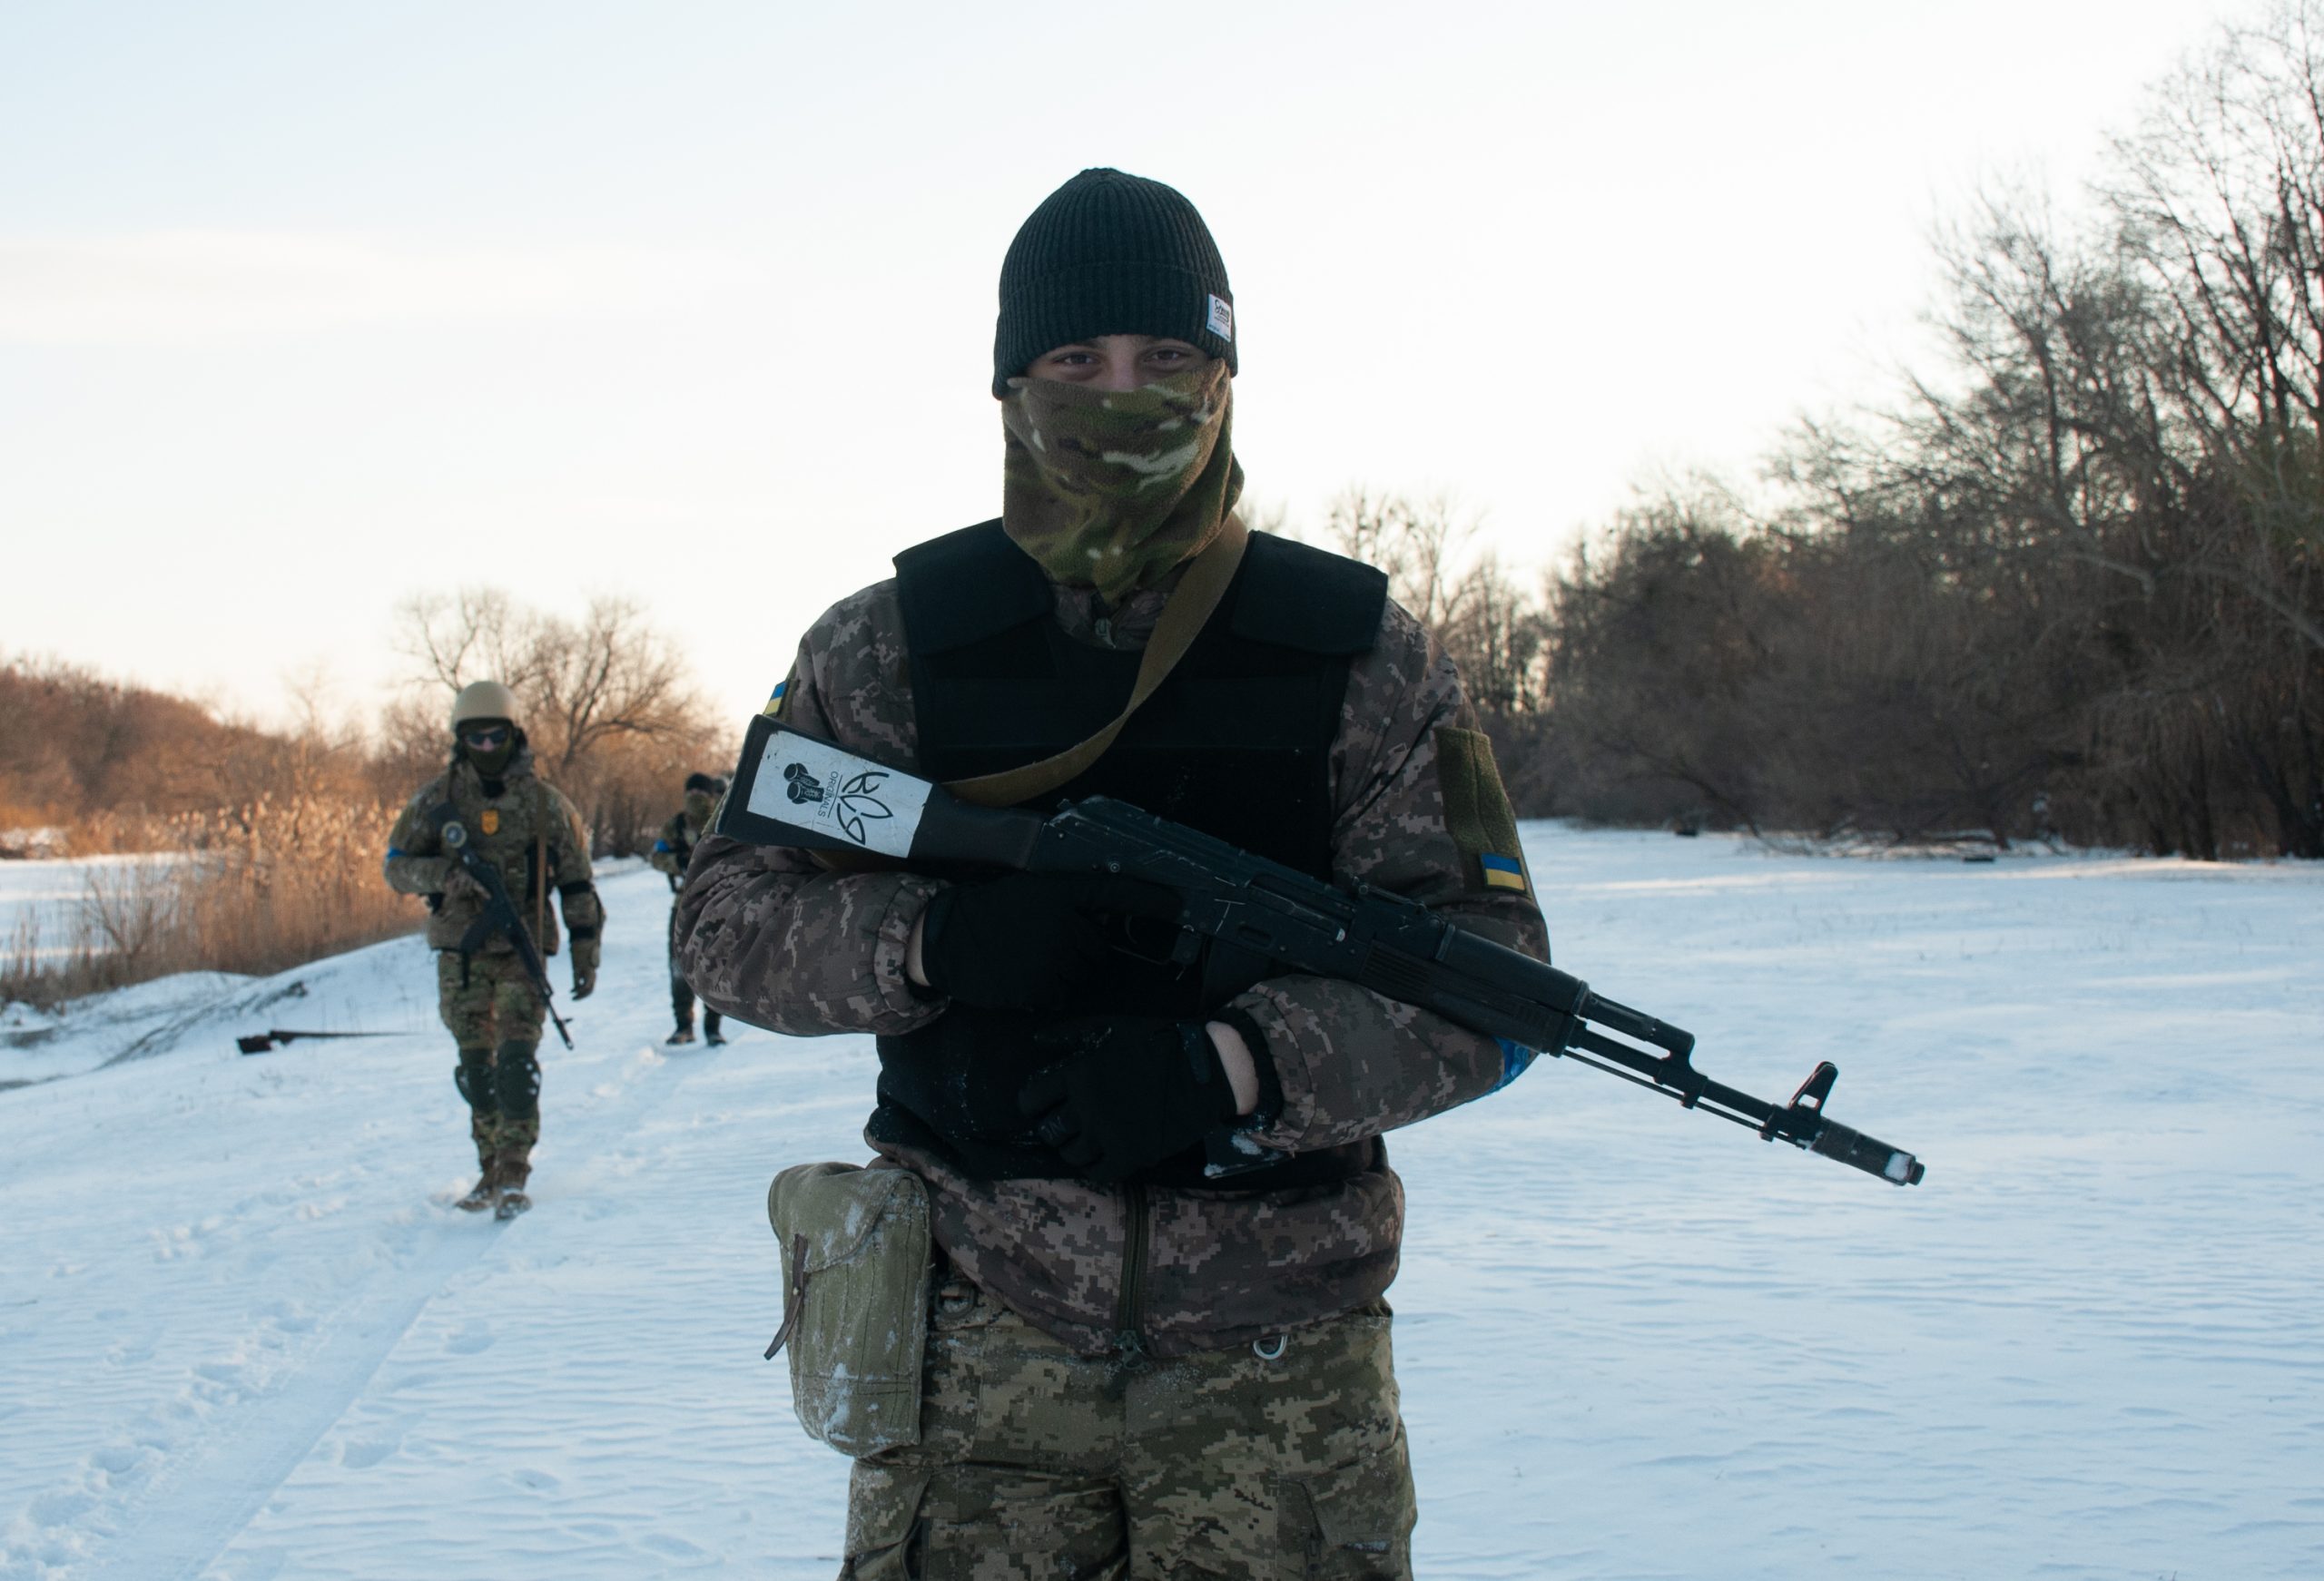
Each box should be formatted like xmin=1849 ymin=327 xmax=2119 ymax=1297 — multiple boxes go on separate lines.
xmin=449 ymin=679 xmax=520 ymax=730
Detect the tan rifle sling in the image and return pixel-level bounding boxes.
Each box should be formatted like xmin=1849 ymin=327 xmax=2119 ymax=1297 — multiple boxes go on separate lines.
xmin=532 ymin=780 xmax=549 ymax=944
xmin=943 ymin=513 xmax=1249 ymax=807
xmin=810 ymin=516 xmax=1251 ymax=870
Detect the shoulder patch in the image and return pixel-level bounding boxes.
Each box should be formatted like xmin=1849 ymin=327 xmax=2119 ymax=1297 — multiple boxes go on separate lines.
xmin=764 ymin=678 xmax=789 ymax=717
xmin=1480 ymin=852 xmax=1527 ymax=891
xmin=1433 ymin=725 xmax=1529 ymax=898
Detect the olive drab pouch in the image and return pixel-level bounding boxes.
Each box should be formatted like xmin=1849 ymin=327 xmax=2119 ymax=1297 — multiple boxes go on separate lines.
xmin=763 ymin=1161 xmax=931 ymax=1458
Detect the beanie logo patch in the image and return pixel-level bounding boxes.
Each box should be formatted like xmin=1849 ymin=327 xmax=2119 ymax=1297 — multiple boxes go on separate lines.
xmin=1206 ymin=293 xmax=1234 ymax=342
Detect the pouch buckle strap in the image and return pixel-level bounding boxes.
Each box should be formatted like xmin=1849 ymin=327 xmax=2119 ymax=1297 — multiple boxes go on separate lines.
xmin=763 ymin=1232 xmax=812 ymax=1360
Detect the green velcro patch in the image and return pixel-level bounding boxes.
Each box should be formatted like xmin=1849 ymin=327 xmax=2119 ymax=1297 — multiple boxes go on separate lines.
xmin=1433 ymin=726 xmax=1529 ymax=897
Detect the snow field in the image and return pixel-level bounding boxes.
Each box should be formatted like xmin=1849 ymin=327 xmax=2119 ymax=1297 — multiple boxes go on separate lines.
xmin=0 ymin=833 xmax=2317 ymax=1579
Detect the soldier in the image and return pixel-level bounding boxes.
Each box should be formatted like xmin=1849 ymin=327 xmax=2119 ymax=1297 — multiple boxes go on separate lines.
xmin=384 ymin=680 xmax=603 ymax=1219
xmin=678 ymin=168 xmax=1546 ymax=1576
xmin=649 ymin=771 xmax=727 ymax=1046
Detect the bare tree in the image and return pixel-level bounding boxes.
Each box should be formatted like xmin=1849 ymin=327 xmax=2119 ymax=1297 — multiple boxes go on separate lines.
xmin=396 ymin=588 xmax=556 ymax=702
xmin=389 ymin=588 xmax=723 ymax=851
xmin=392 ymin=589 xmax=704 ymax=773
xmin=1322 ymin=488 xmax=1477 ymax=629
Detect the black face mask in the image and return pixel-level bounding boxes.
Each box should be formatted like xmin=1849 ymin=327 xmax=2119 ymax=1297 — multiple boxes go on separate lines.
xmin=458 ymin=724 xmax=517 ymax=779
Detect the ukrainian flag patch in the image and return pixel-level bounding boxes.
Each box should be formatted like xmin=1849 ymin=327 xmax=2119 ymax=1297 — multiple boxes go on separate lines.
xmin=762 ymin=679 xmax=789 ymax=717
xmin=1481 ymin=852 xmax=1527 ymax=893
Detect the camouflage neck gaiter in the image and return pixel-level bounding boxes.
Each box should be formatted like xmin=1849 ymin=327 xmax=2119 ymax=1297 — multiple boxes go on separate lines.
xmin=1000 ymin=361 xmax=1244 ymax=605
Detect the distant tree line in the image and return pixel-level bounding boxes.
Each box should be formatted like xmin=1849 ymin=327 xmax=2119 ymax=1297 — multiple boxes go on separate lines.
xmin=2 ymin=594 xmax=724 ymax=1006
xmin=1338 ymin=5 xmax=2324 ymax=859
xmin=1 ymin=591 xmax=722 ymax=861
xmin=1 ymin=660 xmax=272 ymax=842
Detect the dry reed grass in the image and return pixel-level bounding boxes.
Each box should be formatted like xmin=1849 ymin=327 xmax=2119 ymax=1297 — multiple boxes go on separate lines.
xmin=0 ymin=794 xmax=423 ymax=1011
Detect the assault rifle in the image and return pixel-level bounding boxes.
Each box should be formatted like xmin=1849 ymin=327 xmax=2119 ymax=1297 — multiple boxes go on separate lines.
xmin=716 ymin=718 xmax=1925 ymax=1186
xmin=236 ymin=1029 xmax=397 ymax=1056
xmin=436 ymin=812 xmax=575 ymax=1050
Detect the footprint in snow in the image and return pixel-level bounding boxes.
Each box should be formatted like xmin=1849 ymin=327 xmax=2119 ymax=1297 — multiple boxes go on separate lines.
xmin=340 ymin=1429 xmax=406 ymax=1469
xmin=445 ymin=1320 xmax=496 ymax=1356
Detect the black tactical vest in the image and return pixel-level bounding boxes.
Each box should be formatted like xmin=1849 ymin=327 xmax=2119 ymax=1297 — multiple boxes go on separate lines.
xmin=870 ymin=520 xmax=1387 ymax=1185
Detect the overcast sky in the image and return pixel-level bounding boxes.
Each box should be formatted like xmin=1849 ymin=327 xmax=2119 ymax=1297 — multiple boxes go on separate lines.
xmin=0 ymin=0 xmax=2253 ymax=730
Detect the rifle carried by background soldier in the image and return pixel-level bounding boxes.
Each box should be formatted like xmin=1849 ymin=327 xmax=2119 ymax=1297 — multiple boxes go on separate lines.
xmin=437 ymin=810 xmax=574 ymax=1052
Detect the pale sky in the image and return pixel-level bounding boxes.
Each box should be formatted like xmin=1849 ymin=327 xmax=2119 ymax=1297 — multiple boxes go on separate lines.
xmin=0 ymin=0 xmax=2250 ymax=730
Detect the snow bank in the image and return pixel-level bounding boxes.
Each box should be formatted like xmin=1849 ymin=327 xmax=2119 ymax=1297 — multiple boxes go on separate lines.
xmin=0 ymin=832 xmax=2316 ymax=1578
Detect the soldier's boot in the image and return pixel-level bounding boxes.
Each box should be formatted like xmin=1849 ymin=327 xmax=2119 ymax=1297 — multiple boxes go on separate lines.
xmin=669 ymin=976 xmax=698 ymax=1045
xmin=665 ymin=1020 xmax=696 ymax=1046
xmin=495 ymin=1153 xmax=534 ymax=1218
xmin=454 ymin=1047 xmax=501 ymax=1212
xmin=490 ymin=1042 xmax=541 ymax=1220
xmin=493 ymin=1150 xmax=532 ymax=1220
xmin=704 ymin=1010 xmax=725 ymax=1047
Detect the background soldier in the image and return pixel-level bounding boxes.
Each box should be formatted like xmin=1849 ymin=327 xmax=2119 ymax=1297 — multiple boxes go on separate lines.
xmin=649 ymin=771 xmax=727 ymax=1046
xmin=678 ymin=169 xmax=1547 ymax=1576
xmin=383 ymin=679 xmax=603 ymax=1218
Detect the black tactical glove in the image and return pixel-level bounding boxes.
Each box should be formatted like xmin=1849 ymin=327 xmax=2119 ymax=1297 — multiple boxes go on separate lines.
xmin=1017 ymin=1017 xmax=1240 ymax=1183
xmin=873 ymin=1008 xmax=1065 ymax=1168
xmin=917 ymin=873 xmax=1180 ymax=1011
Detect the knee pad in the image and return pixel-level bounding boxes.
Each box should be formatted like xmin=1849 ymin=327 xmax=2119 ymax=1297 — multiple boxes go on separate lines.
xmin=455 ymin=1047 xmax=497 ymax=1114
xmin=493 ymin=1040 xmax=542 ymax=1121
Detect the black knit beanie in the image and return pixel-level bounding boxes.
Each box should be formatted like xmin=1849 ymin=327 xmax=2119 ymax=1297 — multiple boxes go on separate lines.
xmin=992 ymin=168 xmax=1236 ymax=397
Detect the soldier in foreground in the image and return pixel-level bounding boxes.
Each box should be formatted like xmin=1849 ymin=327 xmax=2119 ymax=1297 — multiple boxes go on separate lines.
xmin=650 ymin=771 xmax=727 ymax=1046
xmin=384 ymin=680 xmax=602 ymax=1219
xmin=678 ymin=169 xmax=1545 ymax=1576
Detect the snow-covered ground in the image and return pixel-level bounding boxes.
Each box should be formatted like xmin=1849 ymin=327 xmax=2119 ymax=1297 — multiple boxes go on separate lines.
xmin=0 ymin=831 xmax=2317 ymax=1579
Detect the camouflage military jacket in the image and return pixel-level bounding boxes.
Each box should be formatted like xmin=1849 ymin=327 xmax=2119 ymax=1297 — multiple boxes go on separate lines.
xmin=649 ymin=809 xmax=705 ymax=889
xmin=677 ymin=551 xmax=1548 ymax=1358
xmin=383 ymin=746 xmax=602 ymax=963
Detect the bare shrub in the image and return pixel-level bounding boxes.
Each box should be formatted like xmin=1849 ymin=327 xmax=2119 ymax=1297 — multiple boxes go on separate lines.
xmin=1306 ymin=489 xmax=1559 ymax=809
xmin=0 ymin=795 xmax=423 ymax=1012
xmin=0 ymin=909 xmax=113 ymax=1008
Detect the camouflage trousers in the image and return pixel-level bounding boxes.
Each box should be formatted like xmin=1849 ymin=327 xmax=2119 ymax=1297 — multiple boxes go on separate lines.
xmin=668 ymin=904 xmax=719 ymax=1036
xmin=841 ymin=1272 xmax=1415 ymax=1579
xmin=437 ymin=950 xmax=546 ymax=1164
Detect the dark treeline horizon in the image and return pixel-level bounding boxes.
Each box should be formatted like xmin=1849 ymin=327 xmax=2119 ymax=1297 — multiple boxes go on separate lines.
xmin=1378 ymin=2 xmax=2321 ymax=860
